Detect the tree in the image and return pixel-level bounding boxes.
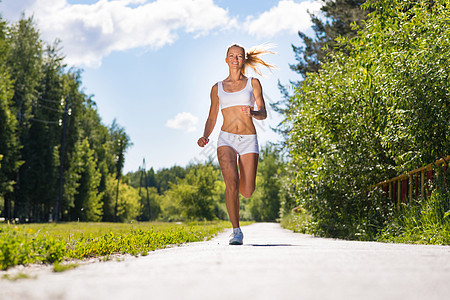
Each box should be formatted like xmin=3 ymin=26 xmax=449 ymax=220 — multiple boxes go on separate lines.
xmin=103 ymin=174 xmax=141 ymax=222
xmin=138 ymin=185 xmax=161 ymax=221
xmin=0 ymin=15 xmax=134 ymax=222
xmin=109 ymin=119 xmax=132 ymax=221
xmin=291 ymin=0 xmax=370 ymax=79
xmin=0 ymin=19 xmax=20 ymax=220
xmin=70 ymin=138 xmax=103 ymax=221
xmin=285 ymin=0 xmax=450 ymax=239
xmin=274 ymin=0 xmax=372 ymax=150
xmin=21 ymin=41 xmax=66 ymax=221
xmin=6 ymin=16 xmax=43 ymax=220
xmin=135 ymin=164 xmax=160 ymax=221
xmin=154 ymin=166 xmax=188 ymax=194
xmin=161 ymin=164 xmax=220 ymax=221
xmin=57 ymin=70 xmax=86 ymax=221
xmin=180 ymin=164 xmax=218 ymax=220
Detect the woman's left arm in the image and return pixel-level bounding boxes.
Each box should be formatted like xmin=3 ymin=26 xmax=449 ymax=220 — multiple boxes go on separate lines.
xmin=248 ymin=77 xmax=267 ymax=120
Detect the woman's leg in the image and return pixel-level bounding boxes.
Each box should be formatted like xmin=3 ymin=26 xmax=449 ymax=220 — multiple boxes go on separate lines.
xmin=238 ymin=153 xmax=259 ymax=198
xmin=217 ymin=146 xmax=240 ymax=228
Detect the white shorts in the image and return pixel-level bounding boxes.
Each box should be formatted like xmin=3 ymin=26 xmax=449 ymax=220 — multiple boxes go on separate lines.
xmin=217 ymin=131 xmax=259 ymax=156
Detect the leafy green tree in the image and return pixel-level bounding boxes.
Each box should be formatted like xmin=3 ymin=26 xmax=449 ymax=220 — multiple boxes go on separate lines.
xmin=58 ymin=71 xmax=86 ymax=221
xmin=108 ymin=119 xmax=132 ymax=221
xmin=0 ymin=14 xmax=133 ymax=222
xmin=70 ymin=138 xmax=103 ymax=221
xmin=291 ymin=0 xmax=370 ymax=79
xmin=76 ymin=100 xmax=118 ymax=221
xmin=0 ymin=73 xmax=19 ymax=219
xmin=128 ymin=166 xmax=186 ymax=196
xmin=274 ymin=1 xmax=371 ymax=139
xmin=103 ymin=174 xmax=142 ymax=222
xmin=154 ymin=166 xmax=188 ymax=194
xmin=20 ymin=42 xmax=66 ymax=221
xmin=127 ymin=167 xmax=157 ymax=190
xmin=6 ymin=16 xmax=43 ymax=220
xmin=138 ymin=186 xmax=161 ymax=221
xmin=161 ymin=164 xmax=220 ymax=221
xmin=0 ymin=18 xmax=20 ymax=220
xmin=285 ymin=0 xmax=450 ymax=239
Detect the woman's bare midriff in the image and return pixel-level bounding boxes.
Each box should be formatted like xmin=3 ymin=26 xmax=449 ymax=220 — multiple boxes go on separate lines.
xmin=220 ymin=106 xmax=256 ymax=135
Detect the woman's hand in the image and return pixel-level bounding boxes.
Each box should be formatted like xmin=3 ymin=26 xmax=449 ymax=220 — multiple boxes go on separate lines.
xmin=241 ymin=106 xmax=253 ymax=117
xmin=241 ymin=105 xmax=267 ymax=120
xmin=197 ymin=136 xmax=209 ymax=147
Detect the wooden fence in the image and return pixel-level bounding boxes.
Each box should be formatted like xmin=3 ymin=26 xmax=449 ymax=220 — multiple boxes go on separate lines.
xmin=376 ymin=155 xmax=450 ymax=208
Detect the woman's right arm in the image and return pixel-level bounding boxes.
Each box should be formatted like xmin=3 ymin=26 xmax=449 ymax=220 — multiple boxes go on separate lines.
xmin=197 ymin=84 xmax=219 ymax=147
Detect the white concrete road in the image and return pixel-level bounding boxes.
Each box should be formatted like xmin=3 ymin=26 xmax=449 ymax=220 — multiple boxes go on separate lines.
xmin=1 ymin=222 xmax=450 ymax=300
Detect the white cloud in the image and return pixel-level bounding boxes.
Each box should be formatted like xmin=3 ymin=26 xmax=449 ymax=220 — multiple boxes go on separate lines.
xmin=166 ymin=112 xmax=198 ymax=132
xmin=2 ymin=0 xmax=236 ymax=67
xmin=245 ymin=0 xmax=322 ymax=38
xmin=0 ymin=0 xmax=323 ymax=67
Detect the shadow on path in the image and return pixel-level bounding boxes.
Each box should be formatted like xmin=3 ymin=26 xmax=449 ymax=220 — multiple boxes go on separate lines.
xmin=245 ymin=244 xmax=300 ymax=247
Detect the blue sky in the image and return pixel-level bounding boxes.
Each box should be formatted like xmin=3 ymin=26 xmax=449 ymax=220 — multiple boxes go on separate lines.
xmin=0 ymin=0 xmax=321 ymax=173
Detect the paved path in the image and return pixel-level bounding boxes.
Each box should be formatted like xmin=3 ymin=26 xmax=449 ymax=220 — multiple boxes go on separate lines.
xmin=1 ymin=222 xmax=450 ymax=300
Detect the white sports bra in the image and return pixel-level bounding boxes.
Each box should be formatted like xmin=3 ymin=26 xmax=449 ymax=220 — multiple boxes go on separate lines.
xmin=218 ymin=77 xmax=255 ymax=110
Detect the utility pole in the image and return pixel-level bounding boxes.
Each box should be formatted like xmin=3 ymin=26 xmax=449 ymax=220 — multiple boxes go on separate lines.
xmin=138 ymin=164 xmax=143 ymax=220
xmin=55 ymin=98 xmax=68 ymax=222
xmin=143 ymin=158 xmax=152 ymax=220
xmin=138 ymin=165 xmax=143 ymax=196
xmin=114 ymin=140 xmax=124 ymax=222
xmin=138 ymin=158 xmax=152 ymax=221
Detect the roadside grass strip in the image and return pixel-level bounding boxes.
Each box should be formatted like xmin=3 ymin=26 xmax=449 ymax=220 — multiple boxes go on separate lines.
xmin=0 ymin=221 xmax=232 ymax=270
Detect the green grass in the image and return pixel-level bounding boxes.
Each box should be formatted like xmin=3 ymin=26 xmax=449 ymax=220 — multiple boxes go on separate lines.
xmin=53 ymin=262 xmax=79 ymax=273
xmin=377 ymin=188 xmax=450 ymax=245
xmin=2 ymin=272 xmax=35 ymax=281
xmin=0 ymin=221 xmax=232 ymax=270
xmin=281 ymin=188 xmax=450 ymax=246
xmin=280 ymin=210 xmax=314 ymax=235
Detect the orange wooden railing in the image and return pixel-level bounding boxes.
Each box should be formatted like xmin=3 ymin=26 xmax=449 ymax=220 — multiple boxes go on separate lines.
xmin=376 ymin=155 xmax=449 ymax=208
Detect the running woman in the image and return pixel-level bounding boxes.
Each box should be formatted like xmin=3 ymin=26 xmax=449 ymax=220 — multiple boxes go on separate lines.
xmin=197 ymin=44 xmax=275 ymax=245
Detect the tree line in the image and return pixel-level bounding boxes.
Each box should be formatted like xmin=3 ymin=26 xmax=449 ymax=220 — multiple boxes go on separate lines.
xmin=0 ymin=16 xmax=131 ymax=222
xmin=125 ymin=144 xmax=290 ymax=222
xmin=277 ymin=0 xmax=450 ymax=239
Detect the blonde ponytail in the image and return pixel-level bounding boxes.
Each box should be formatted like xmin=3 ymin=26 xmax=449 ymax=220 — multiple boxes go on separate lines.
xmin=245 ymin=44 xmax=276 ymax=76
xmin=226 ymin=43 xmax=276 ymax=76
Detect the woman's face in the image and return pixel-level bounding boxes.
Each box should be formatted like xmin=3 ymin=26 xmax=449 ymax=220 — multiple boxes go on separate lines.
xmin=226 ymin=46 xmax=245 ymax=70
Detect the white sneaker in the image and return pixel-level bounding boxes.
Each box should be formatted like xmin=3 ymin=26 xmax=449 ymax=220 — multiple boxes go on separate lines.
xmin=229 ymin=228 xmax=244 ymax=245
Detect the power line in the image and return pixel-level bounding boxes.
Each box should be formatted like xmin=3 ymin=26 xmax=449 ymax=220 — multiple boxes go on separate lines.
xmin=30 ymin=97 xmax=70 ymax=126
xmin=37 ymin=96 xmax=63 ymax=105
xmin=29 ymin=118 xmax=60 ymax=125
xmin=32 ymin=102 xmax=63 ymax=113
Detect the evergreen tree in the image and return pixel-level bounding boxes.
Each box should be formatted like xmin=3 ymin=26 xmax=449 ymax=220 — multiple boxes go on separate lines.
xmin=6 ymin=16 xmax=43 ymax=220
xmin=70 ymin=138 xmax=103 ymax=221
xmin=0 ymin=18 xmax=20 ymax=220
xmin=21 ymin=42 xmax=66 ymax=221
xmin=108 ymin=119 xmax=132 ymax=221
xmin=58 ymin=71 xmax=85 ymax=221
xmin=78 ymin=99 xmax=117 ymax=221
xmin=274 ymin=1 xmax=371 ymax=137
xmin=154 ymin=166 xmax=188 ymax=194
xmin=0 ymin=15 xmax=135 ymax=223
xmin=291 ymin=0 xmax=370 ymax=79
